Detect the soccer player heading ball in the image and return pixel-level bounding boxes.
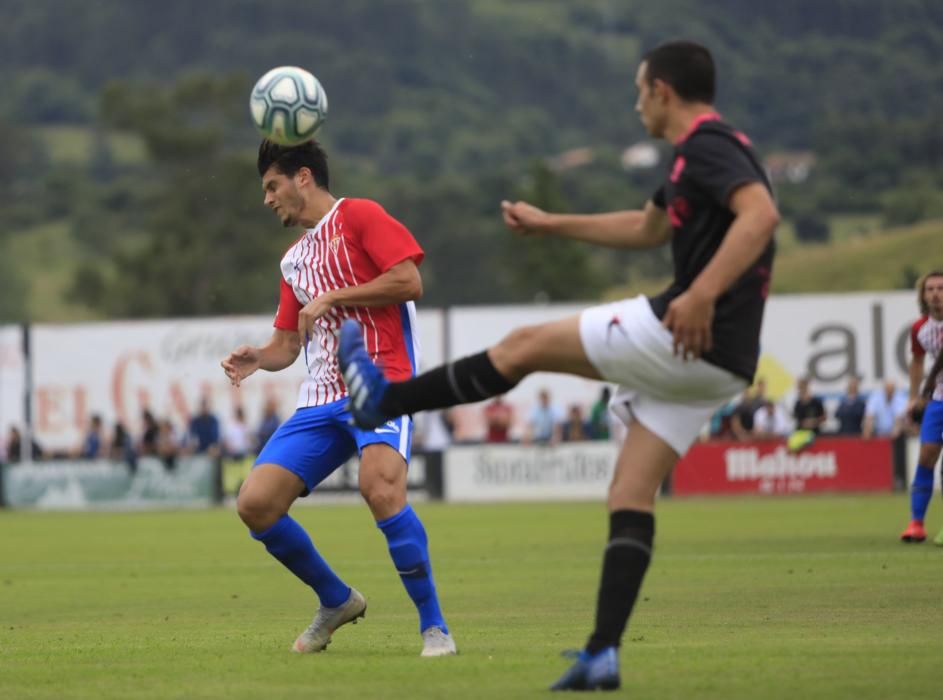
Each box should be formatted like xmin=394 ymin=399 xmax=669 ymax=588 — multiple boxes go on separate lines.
xmin=339 ymin=40 xmax=779 ymax=691
xmin=222 ymin=140 xmax=456 ymax=657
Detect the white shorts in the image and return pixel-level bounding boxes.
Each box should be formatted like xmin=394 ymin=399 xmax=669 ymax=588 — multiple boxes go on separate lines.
xmin=579 ymin=296 xmax=747 ymax=455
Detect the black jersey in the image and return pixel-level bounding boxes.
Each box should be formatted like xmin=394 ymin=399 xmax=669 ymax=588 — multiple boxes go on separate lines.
xmin=648 ymin=113 xmax=775 ymax=381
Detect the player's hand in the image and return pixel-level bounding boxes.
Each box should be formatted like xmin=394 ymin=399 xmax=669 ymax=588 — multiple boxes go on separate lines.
xmin=298 ymin=293 xmax=335 ymax=342
xmin=663 ymin=288 xmax=714 ymax=361
xmin=221 ymin=345 xmax=261 ymax=387
xmin=501 ymin=200 xmax=551 ymax=236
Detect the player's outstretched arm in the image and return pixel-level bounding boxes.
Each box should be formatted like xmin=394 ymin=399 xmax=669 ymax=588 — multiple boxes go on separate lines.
xmin=501 ymin=199 xmax=671 ymax=249
xmin=221 ymin=329 xmax=301 ymax=387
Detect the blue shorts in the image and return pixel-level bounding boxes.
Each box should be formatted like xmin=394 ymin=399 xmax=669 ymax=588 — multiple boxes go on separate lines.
xmin=920 ymin=399 xmax=943 ymax=445
xmin=255 ymin=399 xmax=413 ymax=491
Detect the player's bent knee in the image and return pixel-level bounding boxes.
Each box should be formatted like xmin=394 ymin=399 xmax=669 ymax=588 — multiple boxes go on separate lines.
xmin=236 ymin=491 xmax=281 ymax=532
xmin=360 ymin=478 xmax=405 ymax=519
xmin=918 ymin=443 xmax=942 ymax=464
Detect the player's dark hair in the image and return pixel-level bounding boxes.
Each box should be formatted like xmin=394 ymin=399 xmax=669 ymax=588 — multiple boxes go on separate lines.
xmin=642 ymin=40 xmax=715 ymax=104
xmin=916 ymin=270 xmax=943 ymax=315
xmin=257 ymin=139 xmax=330 ymax=190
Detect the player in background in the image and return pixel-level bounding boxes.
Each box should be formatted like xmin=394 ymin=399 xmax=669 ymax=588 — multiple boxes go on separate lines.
xmin=221 ymin=140 xmax=455 ymax=657
xmin=900 ymin=270 xmax=943 ymax=544
xmin=340 ymin=41 xmax=779 ymax=691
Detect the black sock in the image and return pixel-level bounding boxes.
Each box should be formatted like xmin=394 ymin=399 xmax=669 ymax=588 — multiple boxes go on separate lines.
xmin=380 ymin=351 xmax=517 ymax=416
xmin=585 ymin=510 xmax=655 ymax=654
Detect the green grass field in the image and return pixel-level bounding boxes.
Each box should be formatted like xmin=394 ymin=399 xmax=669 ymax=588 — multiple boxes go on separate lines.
xmin=1 ymin=495 xmax=941 ymax=699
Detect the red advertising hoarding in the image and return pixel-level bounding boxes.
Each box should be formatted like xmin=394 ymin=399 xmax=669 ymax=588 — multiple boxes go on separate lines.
xmin=672 ymin=438 xmax=893 ymax=496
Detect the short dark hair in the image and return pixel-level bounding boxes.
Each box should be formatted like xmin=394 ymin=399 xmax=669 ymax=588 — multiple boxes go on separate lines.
xmin=257 ymin=139 xmax=330 ymax=190
xmin=642 ymin=40 xmax=715 ymax=104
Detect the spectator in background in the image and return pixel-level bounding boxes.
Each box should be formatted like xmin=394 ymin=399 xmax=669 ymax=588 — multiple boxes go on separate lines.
xmin=588 ymin=387 xmax=612 ymax=440
xmin=834 ymin=375 xmax=866 ymax=435
xmin=752 ymin=400 xmax=790 ymax=439
xmin=157 ymin=418 xmax=181 ymax=470
xmin=793 ymin=377 xmax=826 ymax=433
xmin=224 ymin=406 xmax=252 ymax=459
xmin=188 ymin=396 xmax=221 ymax=456
xmin=524 ymin=389 xmax=563 ymax=445
xmin=561 ymin=404 xmax=590 ymax=442
xmin=708 ymin=398 xmax=738 ymax=439
xmin=110 ymin=421 xmax=137 ymax=471
xmin=863 ymin=379 xmax=907 ymax=439
xmin=414 ymin=410 xmax=454 ymax=451
xmin=78 ymin=414 xmax=106 ymax=458
xmin=139 ymin=410 xmax=160 ymax=456
xmin=256 ymin=397 xmax=281 ymax=452
xmin=4 ymin=426 xmax=42 ymax=462
xmin=483 ymin=396 xmax=513 ymax=443
xmin=731 ymin=379 xmax=767 ymax=439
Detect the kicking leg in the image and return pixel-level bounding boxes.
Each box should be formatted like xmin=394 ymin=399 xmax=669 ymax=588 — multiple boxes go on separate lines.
xmin=359 ymin=443 xmax=455 ymax=656
xmin=340 ymin=316 xmax=601 ymax=428
xmin=238 ymin=464 xmax=364 ymax=652
xmin=551 ymin=419 xmax=678 ymax=691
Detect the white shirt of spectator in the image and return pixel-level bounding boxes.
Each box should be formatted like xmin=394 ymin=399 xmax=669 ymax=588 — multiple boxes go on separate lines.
xmin=752 ymin=403 xmax=790 ymax=437
xmin=865 ymin=390 xmax=908 ymax=436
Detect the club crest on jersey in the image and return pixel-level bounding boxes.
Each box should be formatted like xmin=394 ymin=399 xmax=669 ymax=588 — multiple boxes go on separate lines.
xmin=329 ymin=235 xmax=342 ymax=254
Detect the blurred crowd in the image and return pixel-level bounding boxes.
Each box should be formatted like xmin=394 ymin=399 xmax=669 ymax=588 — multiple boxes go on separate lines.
xmin=1 ymin=396 xmax=284 ymax=467
xmin=2 ymin=375 xmax=919 ymax=465
xmin=415 ymin=386 xmax=618 ymax=448
xmin=706 ymin=376 xmax=917 ymax=441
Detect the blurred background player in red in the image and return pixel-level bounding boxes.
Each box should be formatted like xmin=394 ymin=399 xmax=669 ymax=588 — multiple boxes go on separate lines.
xmin=900 ymin=270 xmax=943 ymax=544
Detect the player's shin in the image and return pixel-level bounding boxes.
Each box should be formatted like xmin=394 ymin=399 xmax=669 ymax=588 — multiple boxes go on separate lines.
xmin=585 ymin=510 xmax=655 ymax=654
xmin=251 ymin=515 xmax=351 ymax=608
xmin=381 ymin=351 xmax=517 ymax=417
xmin=910 ymin=464 xmax=935 ymax=522
xmin=377 ymin=505 xmax=448 ymax=633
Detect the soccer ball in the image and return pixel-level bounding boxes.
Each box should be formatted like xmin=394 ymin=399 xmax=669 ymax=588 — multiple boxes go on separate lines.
xmin=249 ymin=66 xmax=328 ymax=146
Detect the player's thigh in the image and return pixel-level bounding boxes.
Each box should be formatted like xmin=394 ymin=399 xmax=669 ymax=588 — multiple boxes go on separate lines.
xmin=608 ymin=418 xmax=680 ymax=513
xmin=490 ymin=315 xmax=602 ymax=381
xmin=359 ymin=442 xmax=408 ymax=495
xmin=255 ymin=405 xmax=357 ymax=493
xmin=351 ymin=414 xmax=411 ymax=513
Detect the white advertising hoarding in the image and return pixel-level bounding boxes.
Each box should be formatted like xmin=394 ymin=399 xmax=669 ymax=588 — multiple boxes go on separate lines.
xmin=0 ymin=325 xmax=25 ymax=445
xmin=30 ymin=311 xmax=444 ymax=452
xmin=444 ymin=442 xmax=620 ymax=502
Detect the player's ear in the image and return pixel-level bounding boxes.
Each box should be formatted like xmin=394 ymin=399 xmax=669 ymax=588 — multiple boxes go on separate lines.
xmin=652 ymin=78 xmax=671 ymax=104
xmin=295 ymin=166 xmax=312 ymax=187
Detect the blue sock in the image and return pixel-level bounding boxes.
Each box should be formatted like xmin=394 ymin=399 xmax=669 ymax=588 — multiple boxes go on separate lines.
xmin=377 ymin=505 xmax=448 ymax=634
xmin=251 ymin=515 xmax=350 ymax=608
xmin=911 ymin=464 xmax=935 ymax=522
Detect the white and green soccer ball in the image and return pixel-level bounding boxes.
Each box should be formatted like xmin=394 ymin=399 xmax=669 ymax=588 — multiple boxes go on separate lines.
xmin=249 ymin=66 xmax=328 ymax=146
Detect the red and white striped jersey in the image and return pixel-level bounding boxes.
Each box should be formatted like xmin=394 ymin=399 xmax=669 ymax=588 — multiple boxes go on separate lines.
xmin=911 ymin=315 xmax=943 ymax=400
xmin=273 ymin=197 xmax=424 ymax=408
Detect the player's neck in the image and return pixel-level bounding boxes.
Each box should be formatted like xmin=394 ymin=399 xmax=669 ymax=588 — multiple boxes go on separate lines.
xmin=666 ymin=103 xmax=718 ymax=144
xmin=298 ymin=189 xmax=338 ymax=228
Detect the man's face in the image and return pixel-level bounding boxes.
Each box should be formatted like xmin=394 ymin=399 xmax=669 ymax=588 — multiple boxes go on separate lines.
xmin=635 ymin=61 xmax=668 ymax=138
xmin=847 ymin=377 xmax=859 ymax=395
xmin=262 ymin=166 xmax=306 ymax=227
xmin=924 ymin=275 xmax=943 ymax=319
